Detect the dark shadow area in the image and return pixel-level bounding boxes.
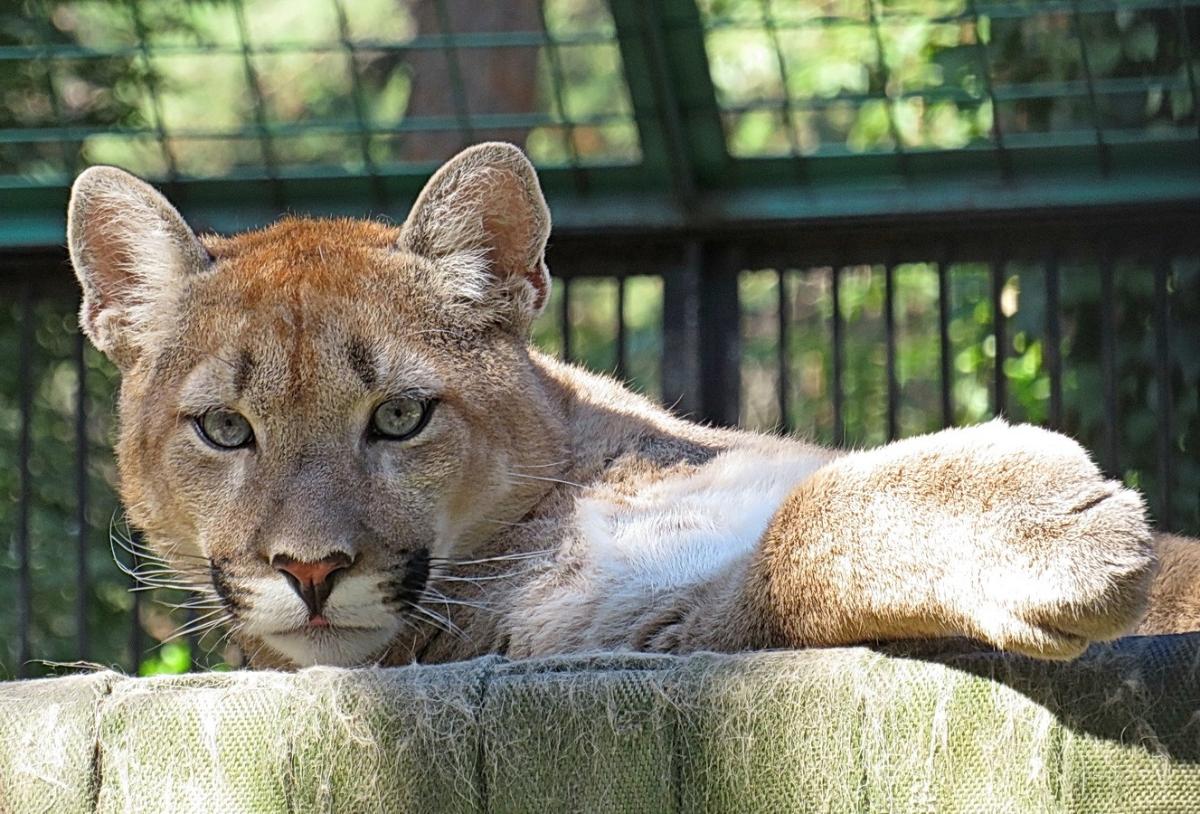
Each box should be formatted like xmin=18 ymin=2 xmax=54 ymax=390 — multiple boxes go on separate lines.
xmin=875 ymin=633 xmax=1200 ymax=763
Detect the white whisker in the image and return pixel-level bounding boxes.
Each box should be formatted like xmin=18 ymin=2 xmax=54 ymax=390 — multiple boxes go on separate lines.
xmin=506 ymin=472 xmax=587 ymax=489
xmin=404 ymin=601 xmax=465 ymax=640
xmin=429 ymin=548 xmax=555 ymax=567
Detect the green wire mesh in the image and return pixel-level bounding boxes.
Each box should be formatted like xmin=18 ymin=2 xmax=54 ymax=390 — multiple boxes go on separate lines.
xmin=701 ymin=0 xmax=1199 ymax=161
xmin=0 ymin=0 xmax=639 ymax=186
xmin=0 ymin=0 xmax=1196 ymax=242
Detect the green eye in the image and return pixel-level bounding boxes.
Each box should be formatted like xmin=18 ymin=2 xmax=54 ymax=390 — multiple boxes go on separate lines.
xmin=371 ymin=398 xmax=432 ymax=440
xmin=196 ymin=409 xmax=254 ymax=449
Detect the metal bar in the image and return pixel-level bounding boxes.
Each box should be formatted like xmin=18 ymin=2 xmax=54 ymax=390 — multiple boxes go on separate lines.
xmin=128 ymin=0 xmax=180 ymax=182
xmin=559 ymin=276 xmax=572 ymax=363
xmin=864 ymin=0 xmax=908 ymax=176
xmin=15 ymin=284 xmax=35 ymax=678
xmin=537 ymin=1 xmax=588 ymax=194
xmin=937 ymin=259 xmax=953 ymax=428
xmin=3 ymin=0 xmax=1198 ymax=62
xmin=991 ymin=254 xmax=1007 ymax=416
xmin=430 ymin=0 xmax=476 ymax=148
xmin=230 ymin=0 xmax=284 ymax=207
xmin=831 ymin=266 xmax=845 ymax=445
xmin=1099 ymin=252 xmax=1119 ymax=474
xmin=776 ymin=269 xmax=791 ymax=432
xmin=1154 ymin=249 xmax=1173 ymax=529
xmin=615 ymin=276 xmax=627 ymax=380
xmin=129 ymin=540 xmax=143 ymax=673
xmin=661 ymin=243 xmax=702 ymax=418
xmin=760 ymin=0 xmax=808 ymax=181
xmin=563 ymin=73 xmax=1193 ymax=111
xmin=1045 ymin=253 xmax=1064 ymax=430
xmin=631 ymin=0 xmax=698 ymax=206
xmin=0 ymin=112 xmax=635 ymax=145
xmin=34 ymin=17 xmax=78 ymax=181
xmin=696 ymin=0 xmax=1200 ymax=28
xmin=884 ymin=263 xmax=899 ymax=440
xmin=1174 ymin=0 xmax=1200 ymax=155
xmin=331 ymin=0 xmax=387 ymax=208
xmin=0 ymin=30 xmax=611 ymax=60
xmin=1068 ymin=0 xmax=1112 ymax=173
xmin=698 ymin=243 xmax=741 ymax=426
xmin=965 ymin=0 xmax=1012 ymax=178
xmin=74 ymin=331 xmax=89 ymax=660
xmin=185 ymin=607 xmax=198 ymax=672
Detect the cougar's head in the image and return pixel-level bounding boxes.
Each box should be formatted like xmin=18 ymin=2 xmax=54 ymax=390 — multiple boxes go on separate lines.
xmin=68 ymin=143 xmax=569 ymax=667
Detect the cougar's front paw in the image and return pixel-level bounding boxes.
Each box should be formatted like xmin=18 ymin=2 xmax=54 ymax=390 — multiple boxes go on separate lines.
xmin=969 ymin=428 xmax=1156 ymax=659
xmin=983 ymin=480 xmax=1155 ymax=659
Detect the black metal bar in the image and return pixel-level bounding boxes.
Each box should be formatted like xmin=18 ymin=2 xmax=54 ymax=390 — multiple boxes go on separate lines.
xmin=661 ymin=242 xmax=702 ymax=418
xmin=698 ymin=243 xmax=741 ymax=426
xmin=760 ymin=0 xmax=807 ymax=181
xmin=991 ymin=255 xmax=1007 ymax=416
xmin=630 ymin=0 xmax=698 ymax=207
xmin=615 ymin=276 xmax=627 ymax=380
xmin=965 ymin=0 xmax=1012 ymax=179
xmin=776 ymin=269 xmax=791 ymax=432
xmin=129 ymin=542 xmax=143 ymax=673
xmin=128 ymin=0 xmax=180 ymax=182
xmin=831 ymin=266 xmax=845 ymax=445
xmin=185 ymin=606 xmax=198 ymax=672
xmin=937 ymin=260 xmax=953 ymax=428
xmin=537 ymin=0 xmax=588 ymax=195
xmin=1044 ymin=253 xmax=1064 ymax=430
xmin=1154 ymin=249 xmax=1173 ymax=530
xmin=1174 ymin=0 xmax=1200 ymax=155
xmin=34 ymin=18 xmax=79 ymax=181
xmin=430 ymin=0 xmax=476 ymax=148
xmin=230 ymin=0 xmax=285 ymax=208
xmin=16 ymin=285 xmax=35 ymax=678
xmin=864 ymin=0 xmax=909 ymax=177
xmin=1100 ymin=253 xmax=1119 ymax=474
xmin=884 ymin=263 xmax=899 ymax=440
xmin=74 ymin=330 xmax=89 ymax=660
xmin=1068 ymin=0 xmax=1112 ymax=173
xmin=559 ymin=276 xmax=572 ymax=362
xmin=331 ymin=0 xmax=388 ymax=208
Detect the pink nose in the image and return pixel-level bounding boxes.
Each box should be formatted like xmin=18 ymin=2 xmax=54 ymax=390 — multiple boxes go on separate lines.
xmin=271 ymin=552 xmax=353 ymax=617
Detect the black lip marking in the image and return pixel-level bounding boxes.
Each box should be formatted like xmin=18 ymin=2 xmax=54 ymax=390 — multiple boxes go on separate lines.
xmin=386 ymin=548 xmax=431 ymax=607
xmin=209 ymin=559 xmax=243 ymax=612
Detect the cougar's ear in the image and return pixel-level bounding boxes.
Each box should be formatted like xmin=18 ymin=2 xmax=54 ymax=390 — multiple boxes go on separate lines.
xmin=67 ymin=166 xmax=211 ymax=368
xmin=400 ymin=142 xmax=551 ymax=334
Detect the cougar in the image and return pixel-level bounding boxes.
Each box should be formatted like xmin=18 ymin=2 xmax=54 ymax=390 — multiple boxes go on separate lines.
xmin=66 ymin=142 xmax=1198 ymax=669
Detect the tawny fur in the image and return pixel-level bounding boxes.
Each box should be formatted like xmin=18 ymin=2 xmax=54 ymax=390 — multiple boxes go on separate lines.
xmin=66 ymin=143 xmax=1200 ymax=670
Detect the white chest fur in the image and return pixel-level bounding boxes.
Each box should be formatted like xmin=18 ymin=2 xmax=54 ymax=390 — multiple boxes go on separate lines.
xmin=505 ymin=443 xmax=827 ymax=655
xmin=577 ymin=446 xmax=826 ymax=589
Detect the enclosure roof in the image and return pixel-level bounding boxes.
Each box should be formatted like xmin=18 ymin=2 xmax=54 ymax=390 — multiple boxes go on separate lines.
xmin=1 ymin=0 xmax=1197 ymax=249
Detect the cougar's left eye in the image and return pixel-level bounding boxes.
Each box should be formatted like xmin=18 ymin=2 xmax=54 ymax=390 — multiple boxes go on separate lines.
xmin=370 ymin=398 xmax=432 ymax=440
xmin=196 ymin=409 xmax=254 ymax=449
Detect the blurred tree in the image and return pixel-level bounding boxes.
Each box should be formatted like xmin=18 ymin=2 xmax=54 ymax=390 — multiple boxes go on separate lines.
xmin=401 ymin=0 xmax=542 ymax=161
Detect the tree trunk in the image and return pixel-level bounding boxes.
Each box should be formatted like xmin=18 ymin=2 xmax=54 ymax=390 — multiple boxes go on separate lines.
xmin=402 ymin=0 xmax=542 ymax=162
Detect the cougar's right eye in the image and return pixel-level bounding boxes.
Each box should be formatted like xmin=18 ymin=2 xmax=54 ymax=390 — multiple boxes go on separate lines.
xmin=196 ymin=409 xmax=254 ymax=450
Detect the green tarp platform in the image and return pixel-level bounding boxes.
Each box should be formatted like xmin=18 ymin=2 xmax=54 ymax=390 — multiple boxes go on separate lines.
xmin=2 ymin=636 xmax=1199 ymax=812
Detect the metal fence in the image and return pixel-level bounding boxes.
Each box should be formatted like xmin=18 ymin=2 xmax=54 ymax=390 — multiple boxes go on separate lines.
xmin=3 ymin=203 xmax=1198 ymax=677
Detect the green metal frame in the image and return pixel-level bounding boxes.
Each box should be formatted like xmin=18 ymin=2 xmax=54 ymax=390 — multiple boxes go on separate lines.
xmin=0 ymin=0 xmax=1197 ymax=250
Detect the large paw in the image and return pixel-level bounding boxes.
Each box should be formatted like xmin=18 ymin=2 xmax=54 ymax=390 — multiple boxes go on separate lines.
xmin=968 ymin=442 xmax=1156 ymax=659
